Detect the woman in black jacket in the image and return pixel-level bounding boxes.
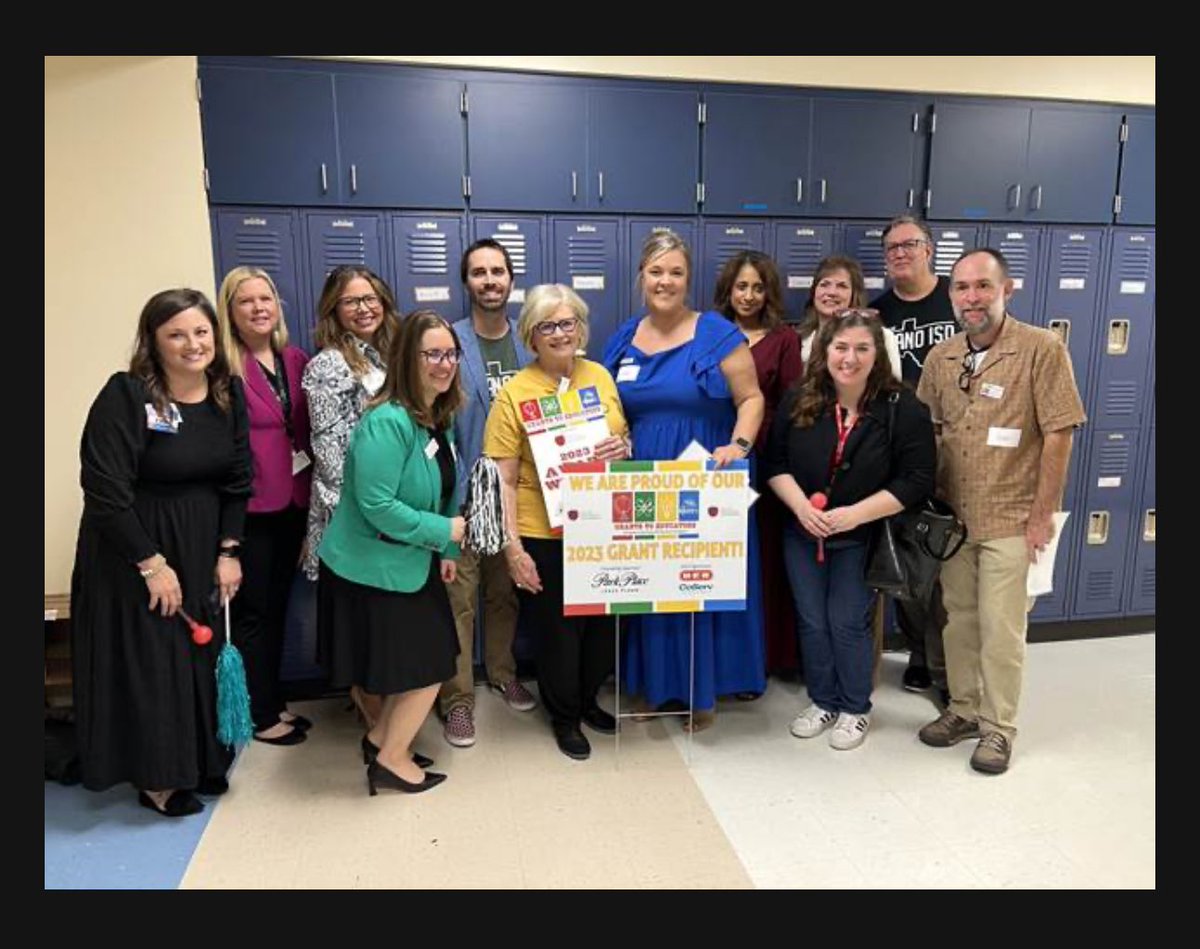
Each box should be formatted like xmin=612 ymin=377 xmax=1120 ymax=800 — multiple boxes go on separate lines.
xmin=765 ymin=308 xmax=935 ymax=751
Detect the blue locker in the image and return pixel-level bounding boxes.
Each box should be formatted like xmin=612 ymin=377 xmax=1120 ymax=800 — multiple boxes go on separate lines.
xmin=626 ymin=218 xmax=700 ymax=317
xmin=840 ymin=222 xmax=890 ymax=299
xmin=469 ymin=215 xmax=547 ymax=321
xmin=304 ymin=212 xmax=387 ymax=338
xmin=984 ymin=225 xmax=1043 ymax=317
xmin=927 ymin=224 xmax=981 ymax=278
xmin=772 ymin=221 xmax=837 ymax=322
xmin=1126 ymin=427 xmax=1155 ymax=616
xmin=1037 ymin=227 xmax=1106 ymax=412
xmin=390 ymin=213 xmax=466 ymax=323
xmin=699 ymin=220 xmax=769 ymax=317
xmin=1073 ymin=429 xmax=1139 ymax=617
xmin=1094 ymin=229 xmax=1155 ymax=429
xmin=1029 ymin=439 xmax=1085 ymax=623
xmin=211 ymin=208 xmax=309 ymax=350
xmin=551 ymin=217 xmax=623 ymax=359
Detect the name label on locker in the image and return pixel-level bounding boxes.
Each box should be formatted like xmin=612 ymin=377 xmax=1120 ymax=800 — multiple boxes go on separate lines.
xmin=1059 ymin=278 xmax=1086 ymax=291
xmin=1120 ymin=281 xmax=1147 ymax=295
xmin=788 ymin=276 xmax=813 ymax=289
xmin=573 ymin=275 xmax=605 ymax=291
xmin=1068 ymin=233 xmax=1087 ymax=241
xmin=865 ymin=277 xmax=885 ymax=290
xmin=576 ymin=225 xmax=597 ymax=233
xmin=866 ymin=229 xmax=883 ymax=237
xmin=1097 ymin=477 xmax=1122 ymax=488
xmin=332 ymin=220 xmax=355 ymax=229
xmin=1006 ymin=232 xmax=1024 ymax=240
xmin=795 ymin=229 xmax=815 ymax=237
xmin=242 ymin=217 xmax=267 ymax=227
xmin=509 ymin=288 xmax=526 ymax=304
xmin=942 ymin=231 xmax=960 ymax=239
xmin=497 ymin=223 xmax=519 ymax=231
xmin=1012 ymin=278 xmax=1024 ymax=290
xmin=725 ymin=227 xmax=745 ymax=236
xmin=414 ymin=287 xmax=451 ymax=303
xmin=416 ymin=222 xmax=440 ymax=230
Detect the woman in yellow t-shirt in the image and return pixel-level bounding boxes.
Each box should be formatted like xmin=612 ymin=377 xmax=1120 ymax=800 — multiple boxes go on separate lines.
xmin=483 ymin=284 xmax=630 ymax=760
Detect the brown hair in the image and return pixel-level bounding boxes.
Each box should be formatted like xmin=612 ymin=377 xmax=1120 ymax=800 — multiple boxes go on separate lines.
xmin=790 ymin=309 xmax=900 ymax=428
xmin=129 ymin=288 xmax=232 ymax=415
xmin=796 ymin=256 xmax=868 ymax=341
xmin=313 ymin=266 xmax=401 ymax=377
xmin=374 ymin=309 xmax=464 ymax=431
xmin=713 ymin=250 xmax=786 ymax=329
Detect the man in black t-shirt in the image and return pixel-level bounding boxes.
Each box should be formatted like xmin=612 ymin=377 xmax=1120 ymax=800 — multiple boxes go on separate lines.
xmin=870 ymin=215 xmax=953 ymax=704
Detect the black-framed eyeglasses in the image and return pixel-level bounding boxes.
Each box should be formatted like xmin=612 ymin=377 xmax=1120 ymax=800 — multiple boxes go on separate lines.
xmin=883 ymin=238 xmax=928 ymax=257
xmin=337 ymin=293 xmax=381 ymax=311
xmin=958 ymin=350 xmax=976 ymax=392
xmin=420 ymin=348 xmax=463 ymax=366
xmin=534 ymin=317 xmax=579 ymax=337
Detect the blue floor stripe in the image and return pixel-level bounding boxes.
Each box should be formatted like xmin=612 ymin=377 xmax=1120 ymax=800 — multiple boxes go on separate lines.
xmin=45 ymin=781 xmax=218 ymax=889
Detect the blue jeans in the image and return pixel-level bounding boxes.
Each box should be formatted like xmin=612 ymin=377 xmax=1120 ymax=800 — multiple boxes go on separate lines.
xmin=782 ymin=527 xmax=876 ymax=715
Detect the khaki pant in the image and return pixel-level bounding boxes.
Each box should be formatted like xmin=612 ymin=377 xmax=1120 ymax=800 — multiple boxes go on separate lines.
xmin=939 ymin=534 xmax=1033 ymax=740
xmin=439 ymin=547 xmax=519 ymax=715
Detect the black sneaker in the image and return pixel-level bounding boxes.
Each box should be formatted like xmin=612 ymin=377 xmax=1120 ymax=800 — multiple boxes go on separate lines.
xmin=902 ymin=663 xmax=932 ymax=692
xmin=582 ymin=704 xmax=617 ymax=735
xmin=552 ymin=722 xmax=591 ymax=760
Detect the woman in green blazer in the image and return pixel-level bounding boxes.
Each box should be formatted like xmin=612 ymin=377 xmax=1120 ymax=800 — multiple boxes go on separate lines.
xmin=318 ymin=310 xmax=466 ymax=795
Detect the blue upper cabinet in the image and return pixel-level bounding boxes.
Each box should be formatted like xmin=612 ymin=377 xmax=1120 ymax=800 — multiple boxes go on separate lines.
xmin=200 ymin=65 xmax=339 ymax=206
xmin=1117 ymin=113 xmax=1155 ymax=225
xmin=810 ymin=97 xmax=923 ymax=218
xmin=466 ymin=81 xmax=589 ymax=212
xmin=1025 ymin=106 xmax=1121 ymax=223
xmin=927 ymin=101 xmax=1030 ymax=221
xmin=334 ymin=74 xmax=465 ymax=209
xmin=589 ymin=88 xmax=699 ymax=213
xmin=703 ymin=92 xmax=811 ymax=217
xmin=928 ymin=99 xmax=1122 ymax=223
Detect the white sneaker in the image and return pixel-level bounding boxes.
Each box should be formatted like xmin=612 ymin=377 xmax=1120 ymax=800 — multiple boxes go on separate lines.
xmin=829 ymin=712 xmax=870 ymax=750
xmin=790 ymin=704 xmax=838 ymax=739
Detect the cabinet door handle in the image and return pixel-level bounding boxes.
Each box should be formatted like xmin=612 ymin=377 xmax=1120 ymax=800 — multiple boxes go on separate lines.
xmin=598 ymin=171 xmax=604 ymax=200
xmin=571 ymin=171 xmax=578 ymax=200
xmin=1007 ymin=183 xmax=1021 ymax=211
xmin=1031 ymin=184 xmax=1043 ymax=210
xmin=796 ymin=178 xmax=803 ymax=204
xmin=320 ymin=163 xmax=328 ymax=194
xmin=819 ymin=179 xmax=827 ymax=204
xmin=907 ymin=188 xmax=915 ymax=209
xmin=350 ymin=164 xmax=358 ymax=195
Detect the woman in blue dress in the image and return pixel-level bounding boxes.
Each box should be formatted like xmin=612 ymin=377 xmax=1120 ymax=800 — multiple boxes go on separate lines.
xmin=602 ymin=231 xmax=766 ymax=732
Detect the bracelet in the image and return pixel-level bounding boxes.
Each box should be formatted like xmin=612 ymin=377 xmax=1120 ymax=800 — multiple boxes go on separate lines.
xmin=139 ymin=556 xmax=166 ymax=580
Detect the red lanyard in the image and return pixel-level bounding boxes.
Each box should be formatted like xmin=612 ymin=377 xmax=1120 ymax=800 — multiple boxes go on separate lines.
xmin=828 ymin=404 xmax=858 ymax=482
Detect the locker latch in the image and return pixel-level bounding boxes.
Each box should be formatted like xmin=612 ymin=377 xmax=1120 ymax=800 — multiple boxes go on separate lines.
xmin=1048 ymin=319 xmax=1071 ymax=346
xmin=1107 ymin=320 xmax=1130 ymax=355
xmin=1143 ymin=509 xmax=1155 ymax=543
xmin=1087 ymin=511 xmax=1110 ymax=545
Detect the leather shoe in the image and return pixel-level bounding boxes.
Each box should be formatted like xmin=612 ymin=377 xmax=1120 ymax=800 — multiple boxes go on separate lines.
xmin=253 ymin=726 xmax=306 ymax=746
xmin=138 ymin=790 xmax=204 ymax=817
xmin=366 ymin=760 xmax=447 ymax=795
xmin=581 ymin=704 xmax=616 ymax=735
xmin=902 ymin=663 xmax=932 ymax=692
xmin=282 ymin=714 xmax=313 ymax=731
xmin=361 ymin=734 xmax=434 ymax=769
xmin=194 ymin=776 xmax=229 ymax=796
xmin=553 ymin=722 xmax=591 ymax=760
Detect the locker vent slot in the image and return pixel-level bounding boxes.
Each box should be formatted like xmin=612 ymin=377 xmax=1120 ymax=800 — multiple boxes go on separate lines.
xmin=487 ymin=233 xmax=529 ymax=276
xmin=1101 ymin=382 xmax=1139 ymax=419
xmin=407 ymin=233 xmax=450 ymax=276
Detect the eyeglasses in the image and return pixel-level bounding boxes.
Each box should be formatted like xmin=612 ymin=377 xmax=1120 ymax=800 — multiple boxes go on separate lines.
xmin=337 ymin=294 xmax=381 ymax=311
xmin=420 ymin=348 xmax=462 ymax=366
xmin=883 ymin=238 xmax=928 ymax=258
xmin=534 ymin=317 xmax=579 ymax=337
xmin=958 ymin=350 xmax=976 ymax=393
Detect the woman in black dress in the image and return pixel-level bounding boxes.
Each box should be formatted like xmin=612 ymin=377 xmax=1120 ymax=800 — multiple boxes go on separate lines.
xmin=71 ymin=289 xmax=252 ymax=817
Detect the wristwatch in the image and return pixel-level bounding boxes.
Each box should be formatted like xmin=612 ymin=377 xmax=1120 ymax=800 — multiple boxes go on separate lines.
xmin=734 ymin=437 xmax=753 ymax=455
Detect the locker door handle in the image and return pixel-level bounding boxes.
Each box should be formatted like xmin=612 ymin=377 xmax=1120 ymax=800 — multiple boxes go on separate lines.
xmin=350 ymin=164 xmax=358 ymax=195
xmin=598 ymin=171 xmax=604 ymax=201
xmin=1086 ymin=511 xmax=1110 ymax=545
xmin=1143 ymin=509 xmax=1156 ymax=542
xmin=819 ymin=178 xmax=827 ymax=204
xmin=907 ymin=188 xmax=915 ymax=209
xmin=1107 ymin=319 xmax=1131 ymax=355
xmin=1031 ymin=184 xmax=1043 ymax=210
xmin=796 ymin=178 xmax=803 ymax=204
xmin=1007 ymin=183 xmax=1021 ymax=211
xmin=571 ymin=171 xmax=578 ymax=200
xmin=320 ymin=163 xmax=328 ymax=194
xmin=1048 ymin=319 xmax=1071 ymax=346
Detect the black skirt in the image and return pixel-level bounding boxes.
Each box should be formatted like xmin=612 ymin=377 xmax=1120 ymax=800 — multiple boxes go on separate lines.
xmin=317 ymin=559 xmax=459 ymax=695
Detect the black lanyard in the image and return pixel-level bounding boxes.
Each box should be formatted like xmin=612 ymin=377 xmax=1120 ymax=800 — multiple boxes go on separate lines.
xmin=258 ymin=354 xmax=295 ymax=447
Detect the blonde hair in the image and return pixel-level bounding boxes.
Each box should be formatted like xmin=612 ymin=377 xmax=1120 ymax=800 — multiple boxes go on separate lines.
xmin=216 ymin=266 xmax=290 ymax=377
xmin=636 ymin=229 xmax=692 ymax=307
xmin=517 ymin=283 xmax=590 ymax=354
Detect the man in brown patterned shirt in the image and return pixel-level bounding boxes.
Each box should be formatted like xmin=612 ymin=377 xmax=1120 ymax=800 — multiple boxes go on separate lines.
xmin=915 ymin=249 xmax=1085 ymax=774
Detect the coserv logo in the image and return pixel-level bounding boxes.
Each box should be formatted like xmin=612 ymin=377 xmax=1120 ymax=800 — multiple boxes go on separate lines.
xmin=679 ymin=569 xmax=713 ymax=582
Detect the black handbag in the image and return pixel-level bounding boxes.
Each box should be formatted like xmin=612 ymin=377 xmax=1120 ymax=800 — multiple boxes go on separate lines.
xmin=865 ymin=394 xmax=967 ymax=603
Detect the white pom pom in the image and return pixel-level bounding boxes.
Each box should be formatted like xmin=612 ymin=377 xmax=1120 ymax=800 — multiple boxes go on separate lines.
xmin=462 ymin=456 xmax=507 ymax=556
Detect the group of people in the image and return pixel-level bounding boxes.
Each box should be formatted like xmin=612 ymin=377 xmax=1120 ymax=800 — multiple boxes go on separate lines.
xmin=68 ymin=214 xmax=1084 ymax=816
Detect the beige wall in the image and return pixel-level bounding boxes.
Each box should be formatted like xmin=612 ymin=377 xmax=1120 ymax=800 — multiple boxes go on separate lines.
xmin=43 ymin=55 xmax=1154 ymax=592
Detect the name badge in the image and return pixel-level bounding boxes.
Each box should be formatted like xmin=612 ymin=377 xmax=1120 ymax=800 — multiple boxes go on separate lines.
xmin=145 ymin=402 xmax=182 ymax=433
xmin=987 ymin=426 xmax=1022 ymax=449
xmin=292 ymin=449 xmax=312 ymax=475
xmin=980 ymin=382 xmax=1005 ymax=400
xmin=616 ymin=364 xmax=640 ymax=383
xmin=557 ymin=376 xmax=570 ymax=395
xmin=362 ymin=367 xmax=385 ymax=397
xmin=424 ymin=439 xmax=439 ymax=459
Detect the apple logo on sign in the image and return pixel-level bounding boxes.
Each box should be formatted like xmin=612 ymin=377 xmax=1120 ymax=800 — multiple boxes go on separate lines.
xmin=567 ymin=510 xmax=579 ymax=521
xmin=707 ymin=506 xmax=719 ymax=517
xmin=555 ymin=435 xmax=566 ymax=446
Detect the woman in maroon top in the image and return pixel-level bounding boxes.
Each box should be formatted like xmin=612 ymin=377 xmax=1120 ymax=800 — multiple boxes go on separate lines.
xmin=714 ymin=251 xmax=804 ymax=683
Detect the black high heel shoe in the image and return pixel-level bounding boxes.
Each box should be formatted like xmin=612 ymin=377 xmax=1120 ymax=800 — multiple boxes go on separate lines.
xmin=361 ymin=734 xmax=433 ymax=769
xmin=366 ymin=759 xmax=446 ymax=796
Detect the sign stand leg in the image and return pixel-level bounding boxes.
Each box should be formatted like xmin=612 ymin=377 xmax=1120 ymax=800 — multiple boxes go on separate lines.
xmin=686 ymin=611 xmax=695 ymax=765
xmin=614 ymin=614 xmax=621 ymax=771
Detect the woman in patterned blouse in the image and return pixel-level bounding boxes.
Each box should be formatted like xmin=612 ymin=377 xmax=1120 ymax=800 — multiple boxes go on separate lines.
xmin=302 ymin=266 xmax=401 ymax=727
